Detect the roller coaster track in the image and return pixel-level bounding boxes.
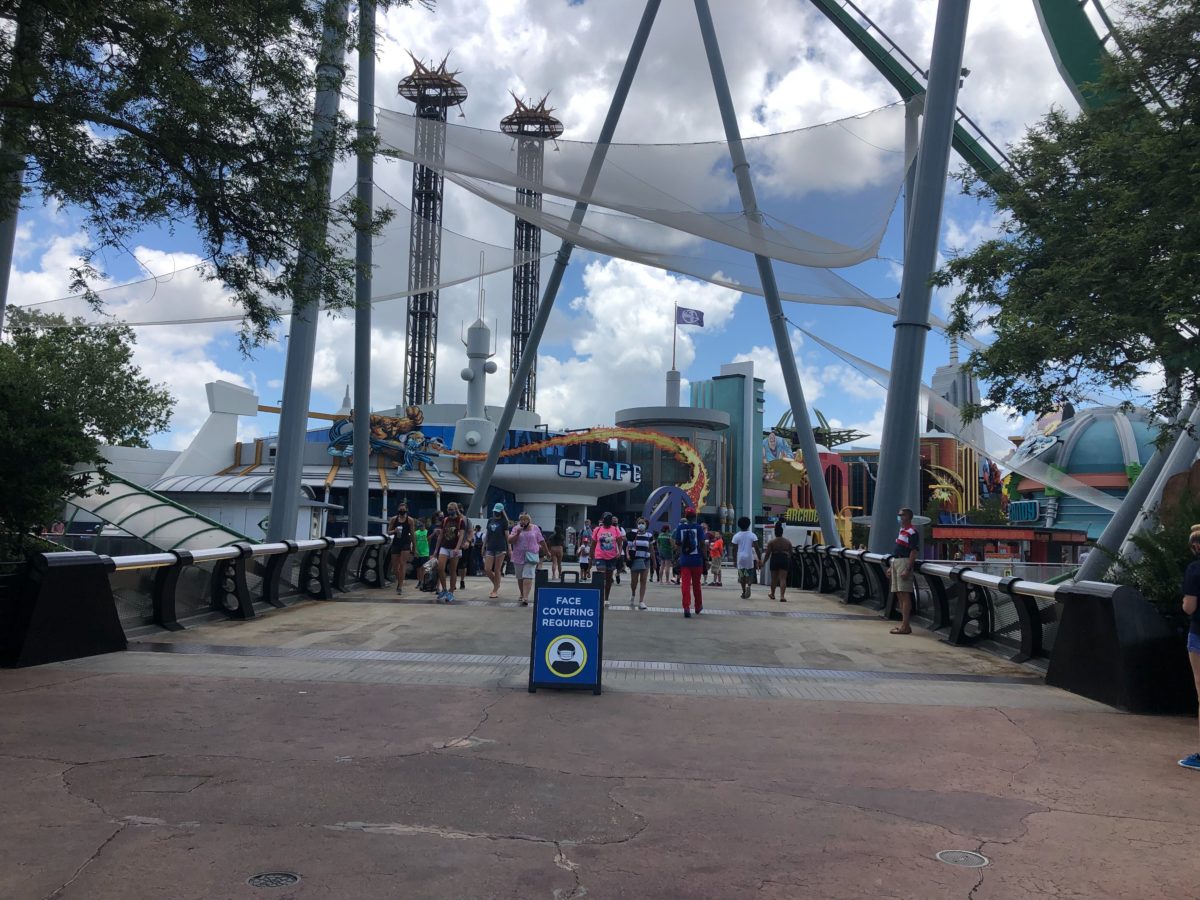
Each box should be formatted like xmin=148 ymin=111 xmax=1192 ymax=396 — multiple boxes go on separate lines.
xmin=807 ymin=0 xmax=1013 ymax=181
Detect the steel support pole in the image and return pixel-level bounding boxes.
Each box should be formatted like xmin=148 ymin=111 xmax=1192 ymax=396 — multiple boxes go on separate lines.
xmin=466 ymin=0 xmax=662 ymax=518
xmin=1117 ymin=410 xmax=1200 ymax=560
xmin=0 ymin=9 xmax=42 ymax=332
xmin=350 ymin=0 xmax=376 ymax=538
xmin=868 ymin=0 xmax=970 ymax=553
xmin=903 ymin=96 xmax=923 ymax=515
xmin=1074 ymin=404 xmax=1195 ymax=581
xmin=1115 ymin=405 xmax=1200 ymax=564
xmin=267 ymin=0 xmax=350 ymax=542
xmin=693 ymin=0 xmax=841 ymax=545
xmin=0 ymin=168 xmax=21 ymax=331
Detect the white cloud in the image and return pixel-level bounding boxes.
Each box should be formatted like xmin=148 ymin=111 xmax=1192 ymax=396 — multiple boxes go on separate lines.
xmin=8 ymin=0 xmax=1084 ymax=457
xmin=10 ymin=239 xmax=260 ymax=450
xmin=732 ymin=327 xmax=883 ymax=414
xmin=534 ymin=259 xmax=741 ymax=428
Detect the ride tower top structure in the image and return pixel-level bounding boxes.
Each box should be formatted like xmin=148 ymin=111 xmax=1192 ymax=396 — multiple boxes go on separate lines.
xmin=499 ymin=94 xmax=563 ymax=412
xmin=398 ymin=54 xmax=467 ymax=407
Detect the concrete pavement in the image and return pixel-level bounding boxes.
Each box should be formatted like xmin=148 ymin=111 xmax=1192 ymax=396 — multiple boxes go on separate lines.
xmin=2 ymin=569 xmax=1197 ymax=898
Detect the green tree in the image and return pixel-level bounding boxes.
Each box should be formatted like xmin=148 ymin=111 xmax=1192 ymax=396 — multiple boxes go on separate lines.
xmin=0 ymin=0 xmax=425 ymax=347
xmin=1116 ymin=489 xmax=1200 ymax=628
xmin=934 ymin=1 xmax=1200 ymax=437
xmin=0 ymin=309 xmax=172 ymax=544
xmin=969 ymin=496 xmax=1007 ymax=526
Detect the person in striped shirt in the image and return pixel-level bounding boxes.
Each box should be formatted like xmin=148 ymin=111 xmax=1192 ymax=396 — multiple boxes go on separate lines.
xmin=626 ymin=517 xmax=653 ymax=610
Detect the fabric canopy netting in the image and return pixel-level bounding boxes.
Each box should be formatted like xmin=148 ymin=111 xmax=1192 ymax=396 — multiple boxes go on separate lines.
xmin=797 ymin=326 xmax=1122 ymax=514
xmin=442 ymin=168 xmax=980 ymax=345
xmin=377 ymin=101 xmax=912 ymax=269
xmin=12 ymin=188 xmax=551 ymax=328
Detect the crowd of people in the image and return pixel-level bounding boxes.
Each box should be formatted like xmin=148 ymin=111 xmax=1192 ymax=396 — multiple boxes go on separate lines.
xmin=382 ymin=502 xmax=796 ymax=615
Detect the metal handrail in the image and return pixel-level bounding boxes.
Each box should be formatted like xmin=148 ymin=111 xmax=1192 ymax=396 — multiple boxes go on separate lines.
xmin=110 ymin=553 xmax=178 ymax=572
xmin=800 ymin=544 xmax=1121 ymax=607
xmin=92 ymin=534 xmax=389 ymax=574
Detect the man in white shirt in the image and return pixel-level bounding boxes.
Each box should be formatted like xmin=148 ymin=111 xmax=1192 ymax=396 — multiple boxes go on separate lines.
xmin=730 ymin=516 xmax=761 ymax=599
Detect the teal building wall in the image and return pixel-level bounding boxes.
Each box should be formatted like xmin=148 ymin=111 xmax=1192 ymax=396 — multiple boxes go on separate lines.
xmin=690 ymin=363 xmax=765 ymax=521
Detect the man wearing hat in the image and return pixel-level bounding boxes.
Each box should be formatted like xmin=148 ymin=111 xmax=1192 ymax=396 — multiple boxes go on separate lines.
xmin=673 ymin=507 xmax=707 ymax=617
xmin=482 ymin=502 xmax=512 ymax=599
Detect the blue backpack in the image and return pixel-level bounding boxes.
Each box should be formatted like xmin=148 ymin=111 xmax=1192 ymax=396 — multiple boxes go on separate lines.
xmin=679 ymin=524 xmax=699 ymax=556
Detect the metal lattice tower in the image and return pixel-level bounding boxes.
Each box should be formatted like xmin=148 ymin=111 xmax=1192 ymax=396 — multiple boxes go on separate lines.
xmin=398 ymin=54 xmax=467 ymax=406
xmin=500 ymin=94 xmax=562 ymax=411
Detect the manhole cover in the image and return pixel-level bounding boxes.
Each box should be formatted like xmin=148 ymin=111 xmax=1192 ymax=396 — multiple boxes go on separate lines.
xmin=248 ymin=872 xmax=301 ymax=888
xmin=936 ymin=850 xmax=989 ymax=868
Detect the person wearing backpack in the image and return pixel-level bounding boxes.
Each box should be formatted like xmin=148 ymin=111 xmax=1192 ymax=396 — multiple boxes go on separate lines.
xmin=673 ymin=508 xmax=707 ymax=617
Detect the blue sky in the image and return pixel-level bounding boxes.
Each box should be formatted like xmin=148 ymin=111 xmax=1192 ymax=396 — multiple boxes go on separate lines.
xmin=9 ymin=0 xmax=1096 ymax=451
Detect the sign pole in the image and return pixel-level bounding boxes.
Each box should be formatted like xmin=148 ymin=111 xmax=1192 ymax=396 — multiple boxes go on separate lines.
xmin=672 ymin=302 xmax=678 ymax=370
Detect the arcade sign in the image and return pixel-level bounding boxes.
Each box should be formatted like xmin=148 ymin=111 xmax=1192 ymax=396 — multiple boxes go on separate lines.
xmin=556 ymin=459 xmax=642 ymax=483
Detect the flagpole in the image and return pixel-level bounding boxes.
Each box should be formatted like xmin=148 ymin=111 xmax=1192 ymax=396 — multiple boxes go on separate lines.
xmin=672 ymin=302 xmax=677 ymax=370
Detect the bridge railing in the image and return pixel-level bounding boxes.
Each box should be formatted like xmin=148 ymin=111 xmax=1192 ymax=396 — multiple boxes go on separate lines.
xmin=792 ymin=544 xmax=1193 ymax=714
xmin=1 ymin=536 xmax=391 ymax=668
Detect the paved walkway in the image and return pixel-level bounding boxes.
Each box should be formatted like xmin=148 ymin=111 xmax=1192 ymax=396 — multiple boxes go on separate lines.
xmin=2 ymin=571 xmax=1198 ymax=898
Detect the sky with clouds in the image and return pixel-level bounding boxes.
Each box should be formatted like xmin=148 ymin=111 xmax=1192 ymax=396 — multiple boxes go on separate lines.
xmin=9 ymin=0 xmax=1099 ymax=452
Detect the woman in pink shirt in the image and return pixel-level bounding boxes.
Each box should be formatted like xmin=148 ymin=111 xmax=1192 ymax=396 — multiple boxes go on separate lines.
xmin=590 ymin=511 xmax=624 ymax=607
xmin=508 ymin=512 xmax=549 ymax=606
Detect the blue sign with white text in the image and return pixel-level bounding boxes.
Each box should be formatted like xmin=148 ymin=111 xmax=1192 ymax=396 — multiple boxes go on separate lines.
xmin=529 ymin=572 xmax=605 ymax=694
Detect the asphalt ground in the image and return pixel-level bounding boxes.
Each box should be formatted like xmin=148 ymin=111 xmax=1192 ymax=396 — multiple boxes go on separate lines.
xmin=3 ymin=567 xmax=1197 ymax=899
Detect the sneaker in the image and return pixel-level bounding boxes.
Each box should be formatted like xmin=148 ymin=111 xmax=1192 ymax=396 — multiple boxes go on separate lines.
xmin=695 ymin=606 xmax=702 ymax=615
xmin=683 ymin=610 xmax=691 ymax=618
xmin=1179 ymin=753 xmax=1200 ymax=771
xmin=629 ymin=598 xmax=636 ymax=609
xmin=639 ymin=602 xmax=647 ymax=610
xmin=446 ymin=592 xmax=456 ymax=603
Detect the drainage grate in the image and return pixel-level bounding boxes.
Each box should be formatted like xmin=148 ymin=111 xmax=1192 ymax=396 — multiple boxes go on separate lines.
xmin=248 ymin=872 xmax=301 ymax=888
xmin=936 ymin=850 xmax=989 ymax=868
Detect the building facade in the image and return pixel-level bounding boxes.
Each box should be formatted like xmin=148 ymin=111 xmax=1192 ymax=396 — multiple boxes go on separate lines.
xmin=689 ymin=361 xmax=764 ymax=522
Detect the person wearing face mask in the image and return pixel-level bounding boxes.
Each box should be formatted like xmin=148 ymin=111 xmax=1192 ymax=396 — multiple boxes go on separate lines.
xmin=889 ymin=507 xmax=920 ymax=635
xmin=590 ymin=512 xmax=624 ymax=607
xmin=626 ymin=518 xmax=653 ymax=610
xmin=507 ymin=512 xmax=549 ymax=606
xmin=435 ymin=502 xmax=468 ymax=603
xmin=386 ymin=502 xmax=415 ymax=597
xmin=483 ymin=502 xmax=511 ymax=599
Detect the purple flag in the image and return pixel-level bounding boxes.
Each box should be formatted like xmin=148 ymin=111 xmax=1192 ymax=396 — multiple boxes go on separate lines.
xmin=675 ymin=306 xmax=705 ymax=327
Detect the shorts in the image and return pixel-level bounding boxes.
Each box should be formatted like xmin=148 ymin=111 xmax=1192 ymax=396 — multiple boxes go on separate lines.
xmin=631 ymin=558 xmax=648 ymax=571
xmin=1188 ymin=631 xmax=1200 ymax=654
xmin=738 ymin=567 xmax=755 ymax=582
xmin=890 ymin=557 xmax=915 ymax=593
xmin=593 ymin=558 xmax=618 ymax=572
xmin=520 ymin=563 xmax=537 ymax=580
xmin=769 ymin=553 xmax=790 ymax=572
xmin=484 ymin=549 xmax=506 ymax=559
xmin=439 ymin=548 xmax=462 ymax=559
